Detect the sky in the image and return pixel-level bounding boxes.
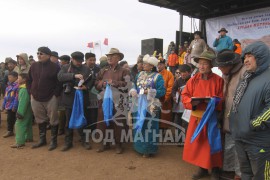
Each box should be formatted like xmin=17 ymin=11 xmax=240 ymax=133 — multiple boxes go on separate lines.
xmin=0 ymin=0 xmax=199 ymax=64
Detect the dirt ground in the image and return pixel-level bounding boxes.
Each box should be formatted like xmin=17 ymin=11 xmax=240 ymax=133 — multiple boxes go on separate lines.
xmin=0 ymin=112 xmax=213 ymax=180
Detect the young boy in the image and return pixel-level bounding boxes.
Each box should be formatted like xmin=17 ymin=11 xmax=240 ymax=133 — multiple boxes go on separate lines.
xmin=2 ymin=71 xmax=19 ymax=138
xmin=11 ymin=73 xmax=33 ymax=148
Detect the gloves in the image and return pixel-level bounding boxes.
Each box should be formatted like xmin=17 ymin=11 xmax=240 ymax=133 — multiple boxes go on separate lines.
xmin=147 ymin=89 xmax=157 ymax=101
xmin=16 ymin=113 xmax=23 ymax=120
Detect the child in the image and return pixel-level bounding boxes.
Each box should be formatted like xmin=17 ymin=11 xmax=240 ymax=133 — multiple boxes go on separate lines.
xmin=11 ymin=73 xmax=33 ymax=148
xmin=2 ymin=71 xmax=19 ymax=138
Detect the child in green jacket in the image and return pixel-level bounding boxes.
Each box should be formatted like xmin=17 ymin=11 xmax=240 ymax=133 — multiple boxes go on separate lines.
xmin=11 ymin=73 xmax=33 ymax=148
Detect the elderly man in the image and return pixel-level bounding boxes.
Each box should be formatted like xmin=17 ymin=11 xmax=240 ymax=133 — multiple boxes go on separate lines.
xmin=95 ymin=48 xmax=130 ymax=154
xmin=29 ymin=47 xmax=61 ymax=151
xmin=214 ymin=49 xmax=245 ymax=180
xmin=213 ymin=28 xmax=233 ymax=53
xmin=229 ymin=41 xmax=270 ymax=179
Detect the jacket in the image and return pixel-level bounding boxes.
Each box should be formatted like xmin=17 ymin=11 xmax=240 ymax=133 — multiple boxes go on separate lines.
xmin=28 ymin=60 xmax=61 ymax=102
xmin=213 ymin=35 xmax=234 ymax=52
xmin=167 ymin=53 xmax=178 ymax=67
xmin=159 ymin=69 xmax=174 ymax=102
xmin=2 ymin=82 xmax=19 ymax=110
xmin=58 ymin=63 xmax=91 ymax=108
xmin=229 ymin=41 xmax=270 ymax=146
xmin=222 ymin=63 xmax=245 ymax=132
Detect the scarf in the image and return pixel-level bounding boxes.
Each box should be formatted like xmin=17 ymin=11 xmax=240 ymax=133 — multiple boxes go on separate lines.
xmin=231 ymin=71 xmax=254 ymax=113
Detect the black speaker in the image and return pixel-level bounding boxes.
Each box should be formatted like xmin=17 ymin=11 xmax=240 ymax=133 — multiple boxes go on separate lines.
xmin=175 ymin=31 xmax=194 ymax=54
xmin=141 ymin=38 xmax=163 ymax=56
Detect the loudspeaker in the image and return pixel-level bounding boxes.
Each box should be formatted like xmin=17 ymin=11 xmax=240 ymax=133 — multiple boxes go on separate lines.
xmin=175 ymin=31 xmax=193 ymax=54
xmin=141 ymin=38 xmax=163 ymax=56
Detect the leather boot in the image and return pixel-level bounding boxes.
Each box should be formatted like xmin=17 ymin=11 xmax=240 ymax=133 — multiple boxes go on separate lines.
xmin=115 ymin=143 xmax=123 ymax=154
xmin=32 ymin=122 xmax=47 ymax=149
xmin=192 ymin=167 xmax=208 ymax=180
xmin=61 ymin=128 xmax=73 ymax=152
xmin=48 ymin=125 xmax=58 ymax=151
xmin=211 ymin=167 xmax=220 ymax=180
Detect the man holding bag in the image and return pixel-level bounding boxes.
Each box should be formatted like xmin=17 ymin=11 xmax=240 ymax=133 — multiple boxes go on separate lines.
xmin=58 ymin=51 xmax=91 ymax=151
xmin=95 ymin=48 xmax=130 ymax=154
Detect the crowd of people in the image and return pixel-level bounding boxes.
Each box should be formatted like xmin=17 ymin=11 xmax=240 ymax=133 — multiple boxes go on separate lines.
xmin=0 ymin=27 xmax=269 ymax=180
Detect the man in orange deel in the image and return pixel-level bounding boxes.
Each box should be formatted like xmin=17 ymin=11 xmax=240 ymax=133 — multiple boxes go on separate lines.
xmin=167 ymin=49 xmax=178 ymax=74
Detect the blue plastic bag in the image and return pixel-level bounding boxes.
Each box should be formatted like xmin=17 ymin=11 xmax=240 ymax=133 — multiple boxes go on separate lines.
xmin=190 ymin=97 xmax=222 ymax=154
xmin=102 ymin=84 xmax=113 ymax=126
xmin=134 ymin=94 xmax=148 ymax=131
xmin=69 ymin=89 xmax=87 ymax=129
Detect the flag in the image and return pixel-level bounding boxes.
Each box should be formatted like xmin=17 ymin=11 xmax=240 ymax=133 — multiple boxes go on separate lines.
xmin=94 ymin=42 xmax=100 ymax=47
xmin=104 ymin=38 xmax=108 ymax=46
xmin=87 ymin=42 xmax=94 ymax=48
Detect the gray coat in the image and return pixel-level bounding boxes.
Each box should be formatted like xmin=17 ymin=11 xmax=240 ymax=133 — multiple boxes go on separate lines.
xmin=229 ymin=41 xmax=270 ymax=146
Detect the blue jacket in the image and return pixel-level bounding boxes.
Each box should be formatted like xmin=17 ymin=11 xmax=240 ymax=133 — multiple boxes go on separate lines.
xmin=229 ymin=41 xmax=270 ymax=146
xmin=213 ymin=35 xmax=233 ymax=52
xmin=2 ymin=82 xmax=19 ymax=110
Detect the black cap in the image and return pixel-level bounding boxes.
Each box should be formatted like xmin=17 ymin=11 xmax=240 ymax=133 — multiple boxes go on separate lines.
xmin=59 ymin=55 xmax=70 ymax=62
xmin=38 ymin=46 xmax=51 ymax=55
xmin=51 ymin=51 xmax=59 ymax=58
xmin=71 ymin=51 xmax=84 ymax=62
xmin=85 ymin=52 xmax=96 ymax=60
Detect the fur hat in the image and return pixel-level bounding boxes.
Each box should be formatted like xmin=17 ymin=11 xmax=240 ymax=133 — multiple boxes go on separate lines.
xmin=213 ymin=49 xmax=241 ymax=67
xmin=106 ymin=48 xmax=124 ymax=60
xmin=143 ymin=54 xmax=159 ymax=67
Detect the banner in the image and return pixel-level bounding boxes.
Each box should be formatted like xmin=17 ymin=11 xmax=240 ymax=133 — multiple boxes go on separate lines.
xmin=206 ymin=7 xmax=270 ymax=49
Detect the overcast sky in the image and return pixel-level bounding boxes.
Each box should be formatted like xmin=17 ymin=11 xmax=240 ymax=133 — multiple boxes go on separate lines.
xmin=0 ymin=0 xmax=199 ymax=64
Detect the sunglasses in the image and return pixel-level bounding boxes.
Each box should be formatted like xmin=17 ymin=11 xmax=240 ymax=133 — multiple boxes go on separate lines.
xmin=37 ymin=52 xmax=45 ymax=56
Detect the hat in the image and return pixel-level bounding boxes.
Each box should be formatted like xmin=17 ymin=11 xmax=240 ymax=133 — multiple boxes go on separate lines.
xmin=38 ymin=46 xmax=51 ymax=55
xmin=158 ymin=59 xmax=166 ymax=64
xmin=51 ymin=51 xmax=59 ymax=58
xmin=5 ymin=57 xmax=14 ymax=63
xmin=218 ymin=28 xmax=228 ymax=33
xmin=143 ymin=54 xmax=159 ymax=67
xmin=59 ymin=55 xmax=70 ymax=62
xmin=106 ymin=48 xmax=124 ymax=60
xmin=99 ymin=55 xmax=108 ymax=62
xmin=16 ymin=53 xmax=29 ymax=63
xmin=71 ymin=51 xmax=84 ymax=62
xmin=7 ymin=59 xmax=17 ymax=65
xmin=213 ymin=49 xmax=241 ymax=67
xmin=194 ymin=50 xmax=216 ymax=63
xmin=85 ymin=53 xmax=96 ymax=60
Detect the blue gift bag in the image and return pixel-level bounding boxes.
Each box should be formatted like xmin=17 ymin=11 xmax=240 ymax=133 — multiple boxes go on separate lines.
xmin=69 ymin=89 xmax=87 ymax=129
xmin=102 ymin=84 xmax=113 ymax=126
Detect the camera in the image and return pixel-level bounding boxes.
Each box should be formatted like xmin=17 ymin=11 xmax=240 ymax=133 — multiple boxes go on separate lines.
xmin=63 ymin=83 xmax=72 ymax=94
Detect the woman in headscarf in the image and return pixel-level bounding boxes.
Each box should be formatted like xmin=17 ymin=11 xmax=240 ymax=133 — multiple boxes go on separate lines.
xmin=130 ymin=55 xmax=165 ymax=158
xmin=181 ymin=51 xmax=224 ymax=180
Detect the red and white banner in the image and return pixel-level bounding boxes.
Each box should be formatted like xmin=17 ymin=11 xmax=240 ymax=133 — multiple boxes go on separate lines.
xmin=206 ymin=7 xmax=270 ymax=49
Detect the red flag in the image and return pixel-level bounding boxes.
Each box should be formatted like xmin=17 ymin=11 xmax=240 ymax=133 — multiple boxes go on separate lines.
xmin=103 ymin=38 xmax=108 ymax=46
xmin=87 ymin=42 xmax=94 ymax=48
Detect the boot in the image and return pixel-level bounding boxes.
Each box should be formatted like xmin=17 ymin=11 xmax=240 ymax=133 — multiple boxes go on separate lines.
xmin=78 ymin=128 xmax=91 ymax=150
xmin=115 ymin=143 xmax=123 ymax=154
xmin=211 ymin=167 xmax=220 ymax=180
xmin=32 ymin=123 xmax=47 ymax=149
xmin=48 ymin=125 xmax=58 ymax=151
xmin=192 ymin=167 xmax=208 ymax=180
xmin=96 ymin=142 xmax=110 ymax=153
xmin=61 ymin=128 xmax=73 ymax=152
xmin=10 ymin=144 xmax=25 ymax=148
xmin=3 ymin=131 xmax=14 ymax=138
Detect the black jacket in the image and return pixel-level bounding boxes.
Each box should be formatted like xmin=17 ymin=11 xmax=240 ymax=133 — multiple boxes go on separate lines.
xmin=58 ymin=63 xmax=91 ymax=108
